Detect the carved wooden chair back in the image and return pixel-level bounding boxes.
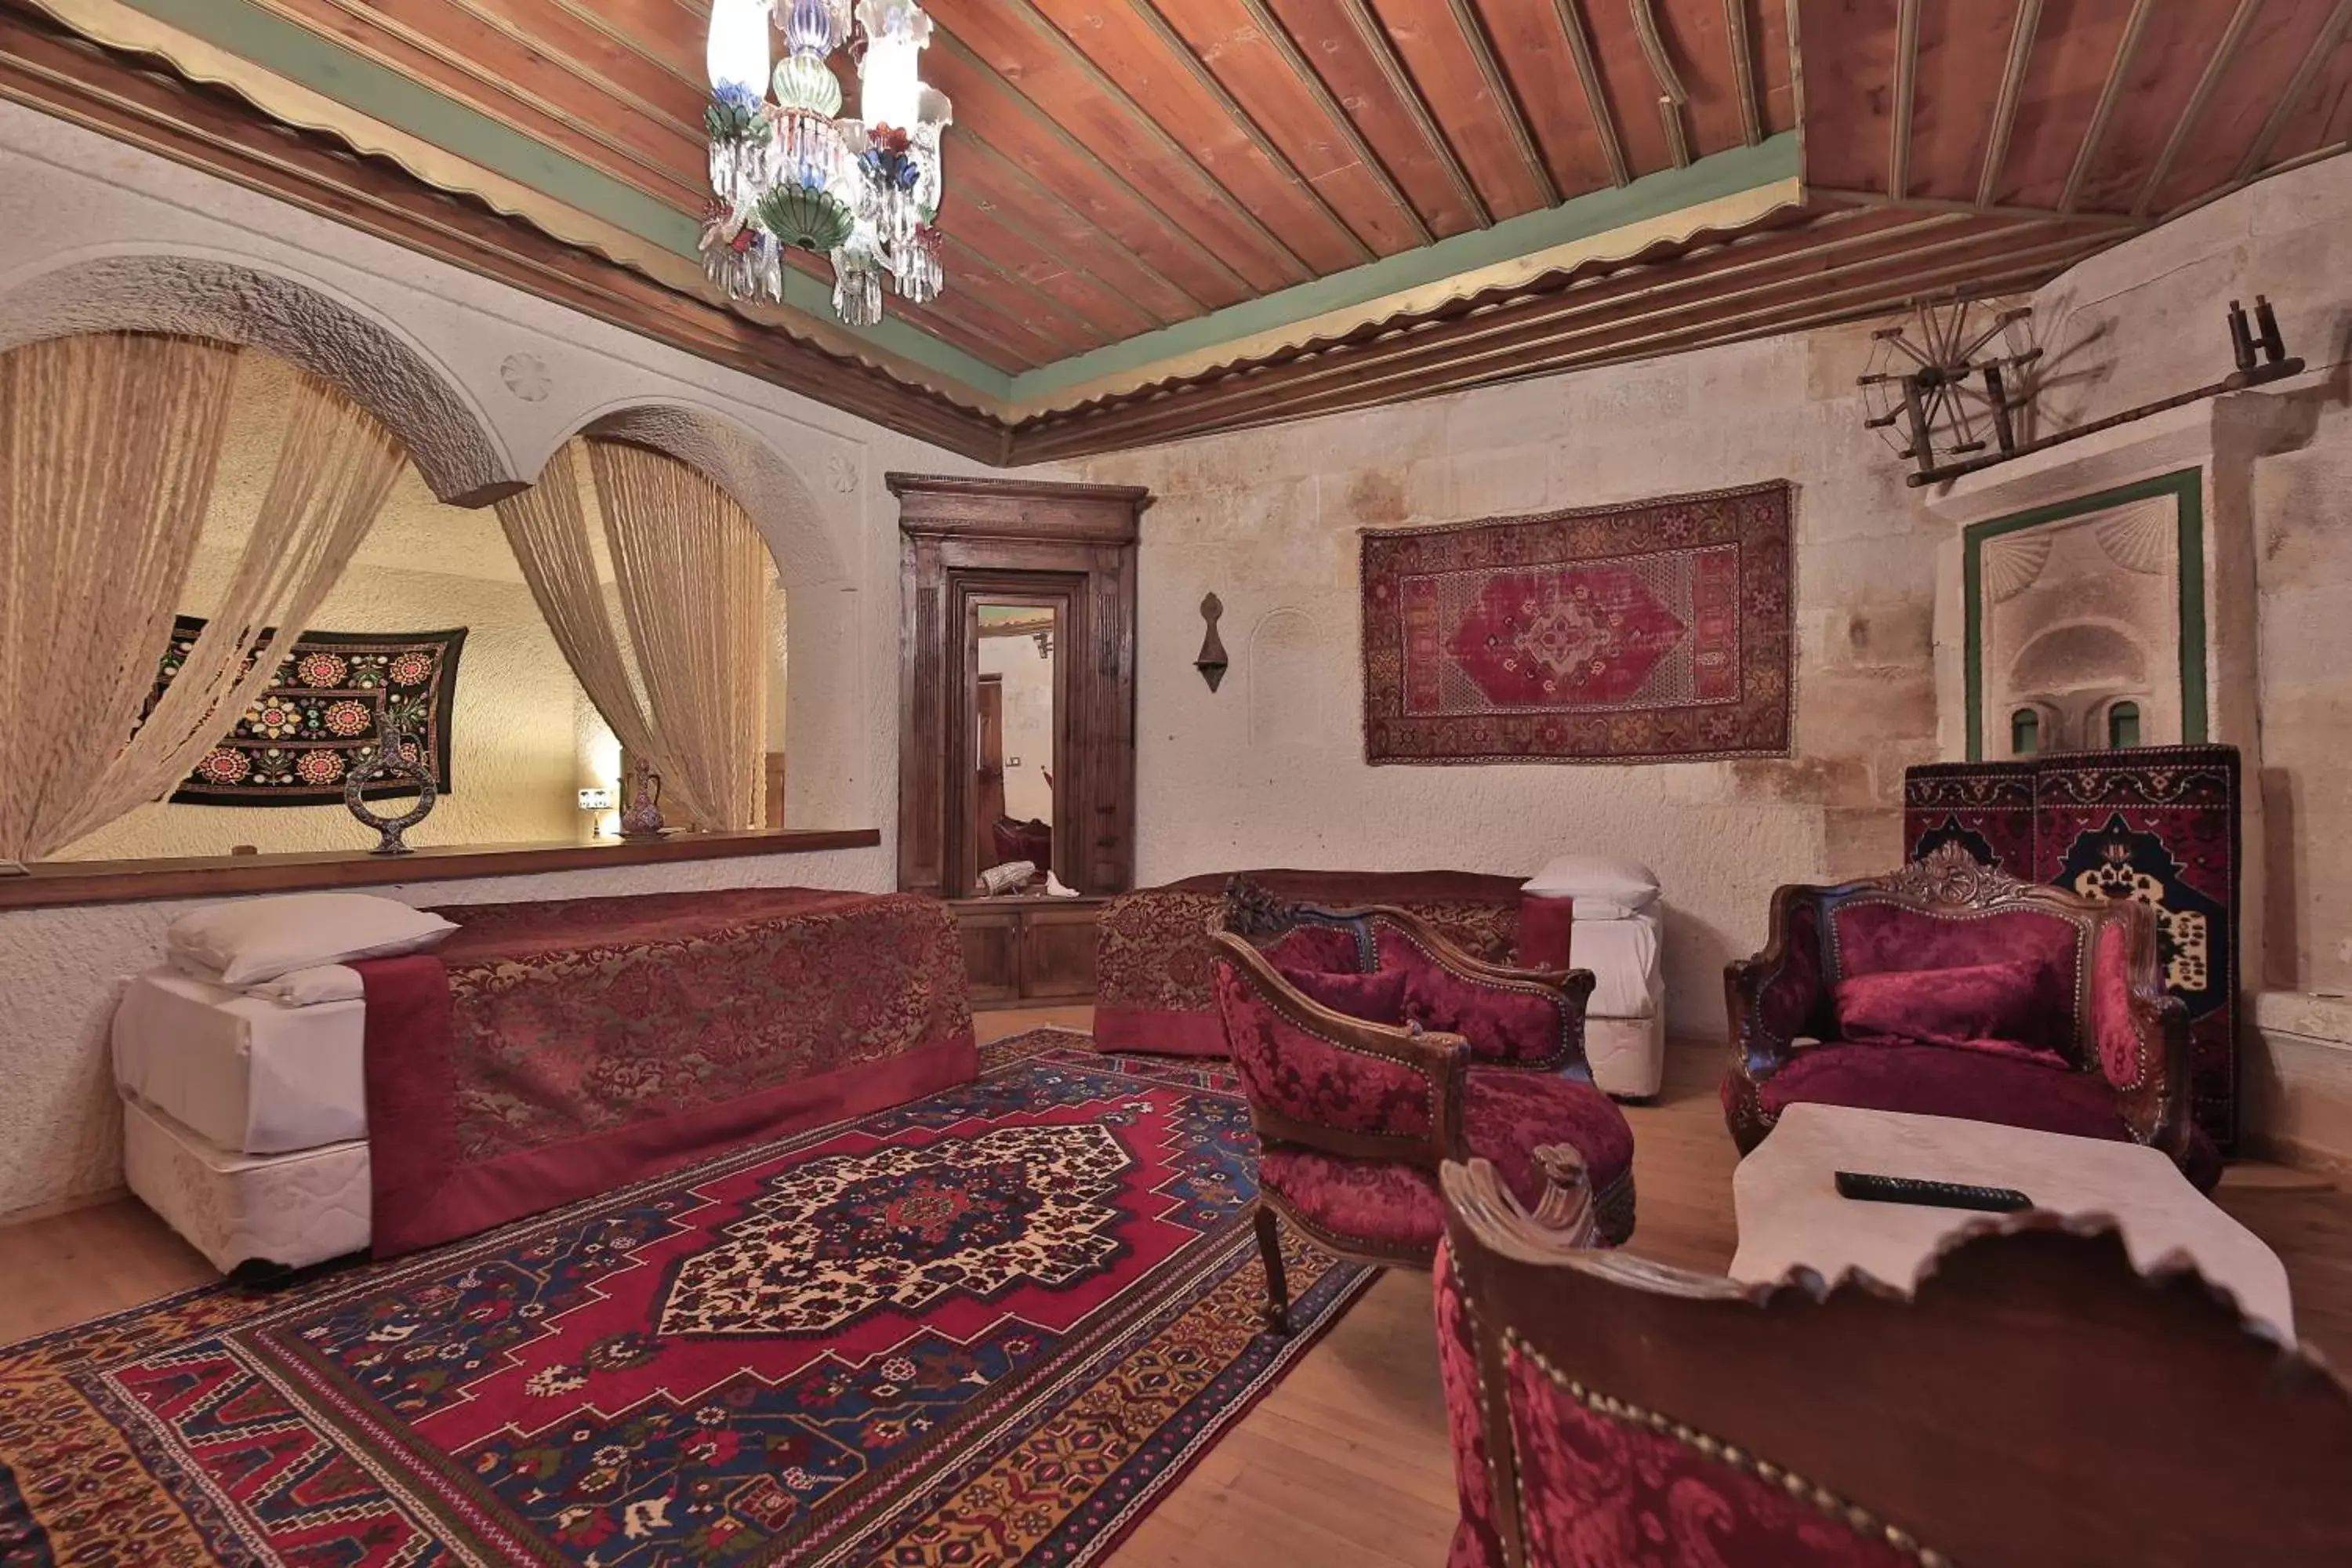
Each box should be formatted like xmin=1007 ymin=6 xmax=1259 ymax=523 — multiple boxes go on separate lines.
xmin=1729 ymin=843 xmax=2190 ymax=1152
xmin=1439 ymin=1154 xmax=2352 ymax=1568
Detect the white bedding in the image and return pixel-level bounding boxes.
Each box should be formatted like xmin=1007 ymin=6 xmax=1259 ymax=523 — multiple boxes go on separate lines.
xmin=1570 ymin=913 xmax=1662 ymax=1020
xmin=1570 ymin=913 xmax=1664 ymax=1098
xmin=112 ymin=969 xmax=367 ymax=1155
xmin=122 ymin=1094 xmax=370 ymax=1275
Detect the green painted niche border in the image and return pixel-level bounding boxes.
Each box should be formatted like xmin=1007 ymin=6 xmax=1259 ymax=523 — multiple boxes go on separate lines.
xmin=1962 ymin=467 xmax=2208 ymax=761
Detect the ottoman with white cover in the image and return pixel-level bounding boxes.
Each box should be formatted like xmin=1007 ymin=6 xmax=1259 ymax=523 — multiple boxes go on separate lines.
xmin=1523 ymin=855 xmax=1667 ymax=1098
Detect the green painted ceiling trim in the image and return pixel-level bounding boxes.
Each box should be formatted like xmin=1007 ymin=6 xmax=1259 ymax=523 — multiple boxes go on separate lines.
xmin=113 ymin=0 xmax=1015 ymax=394
xmin=1004 ymin=134 xmax=1802 ymax=402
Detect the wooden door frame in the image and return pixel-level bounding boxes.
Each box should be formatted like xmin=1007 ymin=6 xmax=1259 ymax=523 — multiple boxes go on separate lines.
xmin=892 ymin=474 xmax=1148 ymax=900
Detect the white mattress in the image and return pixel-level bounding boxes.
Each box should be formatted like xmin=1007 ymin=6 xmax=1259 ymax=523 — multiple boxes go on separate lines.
xmin=1570 ymin=913 xmax=1662 ymax=1021
xmin=112 ymin=969 xmax=367 ymax=1155
xmin=1585 ymin=1015 xmax=1664 ymax=1099
xmin=122 ymin=1094 xmax=371 ymax=1275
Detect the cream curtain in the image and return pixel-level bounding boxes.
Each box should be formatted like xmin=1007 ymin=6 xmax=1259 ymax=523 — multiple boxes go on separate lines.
xmin=495 ymin=440 xmax=768 ymax=831
xmin=0 ymin=333 xmax=405 ymax=862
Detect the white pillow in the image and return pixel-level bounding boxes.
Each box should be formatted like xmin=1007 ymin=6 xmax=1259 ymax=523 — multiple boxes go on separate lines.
xmin=167 ymin=895 xmax=456 ymax=986
xmin=1523 ymin=855 xmax=1660 ymax=910
xmin=245 ymin=964 xmax=367 ymax=1007
xmin=1563 ymin=895 xmax=1649 ymax=922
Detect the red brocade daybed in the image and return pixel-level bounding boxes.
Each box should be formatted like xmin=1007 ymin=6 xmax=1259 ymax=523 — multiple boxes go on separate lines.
xmin=357 ymin=887 xmax=975 ymax=1256
xmin=1094 ymin=869 xmax=1525 ymax=1056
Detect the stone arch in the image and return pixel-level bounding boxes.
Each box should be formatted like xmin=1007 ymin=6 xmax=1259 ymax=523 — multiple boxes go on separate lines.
xmin=568 ymin=401 xmax=844 ymax=591
xmin=0 ymin=250 xmax=514 ymax=504
xmin=1248 ymin=606 xmax=1325 ymax=749
xmin=553 ymin=399 xmax=858 ymax=829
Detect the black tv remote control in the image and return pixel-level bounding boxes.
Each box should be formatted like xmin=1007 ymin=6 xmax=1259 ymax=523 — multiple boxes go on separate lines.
xmin=1834 ymin=1171 xmax=2031 ymax=1213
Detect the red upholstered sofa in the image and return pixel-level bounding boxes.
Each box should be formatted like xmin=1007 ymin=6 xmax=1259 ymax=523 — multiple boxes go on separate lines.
xmin=1722 ymin=844 xmax=2212 ymax=1187
xmin=1095 ymin=868 xmax=1523 ymax=1055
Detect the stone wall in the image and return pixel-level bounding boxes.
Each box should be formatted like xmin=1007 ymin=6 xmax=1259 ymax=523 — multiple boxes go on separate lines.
xmin=1042 ymin=327 xmax=1945 ymax=1033
xmin=2016 ymin=160 xmax=2352 ymax=999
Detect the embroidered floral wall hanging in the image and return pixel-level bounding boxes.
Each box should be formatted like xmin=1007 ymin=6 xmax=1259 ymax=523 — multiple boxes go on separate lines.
xmin=156 ymin=616 xmax=467 ymax=806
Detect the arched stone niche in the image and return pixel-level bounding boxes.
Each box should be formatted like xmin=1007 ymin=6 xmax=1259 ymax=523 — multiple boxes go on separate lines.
xmin=561 ymin=401 xmax=860 ymax=830
xmin=0 ymin=252 xmax=516 ymax=504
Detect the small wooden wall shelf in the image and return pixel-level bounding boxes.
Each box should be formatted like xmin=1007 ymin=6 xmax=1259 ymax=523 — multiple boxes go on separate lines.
xmin=0 ymin=828 xmax=881 ymax=911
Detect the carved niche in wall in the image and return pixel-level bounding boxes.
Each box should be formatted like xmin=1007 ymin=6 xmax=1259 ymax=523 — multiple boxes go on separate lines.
xmin=1965 ymin=470 xmax=2204 ymax=761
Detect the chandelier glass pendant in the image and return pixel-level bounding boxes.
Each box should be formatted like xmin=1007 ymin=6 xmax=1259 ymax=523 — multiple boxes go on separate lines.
xmin=701 ymin=0 xmax=951 ymax=328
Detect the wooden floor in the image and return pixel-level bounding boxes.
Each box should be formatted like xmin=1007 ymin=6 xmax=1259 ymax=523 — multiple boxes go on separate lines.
xmin=4 ymin=1006 xmax=2349 ymax=1568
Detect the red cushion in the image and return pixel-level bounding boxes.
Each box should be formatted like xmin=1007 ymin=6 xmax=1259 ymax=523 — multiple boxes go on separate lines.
xmin=1829 ymin=902 xmax=2081 ymax=1058
xmin=1276 ymin=964 xmax=1407 ymax=1025
xmin=1258 ymin=1067 xmax=1635 ymax=1256
xmin=1759 ymin=1043 xmax=2132 ymax=1144
xmin=1833 ymin=960 xmax=2068 ymax=1064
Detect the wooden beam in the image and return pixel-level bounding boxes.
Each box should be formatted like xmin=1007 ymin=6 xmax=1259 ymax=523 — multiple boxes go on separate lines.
xmin=1443 ymin=0 xmax=1559 ymax=205
xmin=1629 ymin=0 xmax=1691 ymax=168
xmin=1724 ymin=0 xmax=1762 ymax=147
xmin=994 ymin=0 xmax=1319 ymax=281
xmin=936 ymin=232 xmax=1112 ymax=358
xmin=1550 ymin=0 xmax=1629 ymax=185
xmin=2134 ymin=0 xmax=2263 ymax=220
xmin=1659 ymin=97 xmax=1690 ymax=169
xmin=1808 ymin=187 xmax=2145 ymax=229
xmin=2236 ymin=0 xmax=2352 ymax=182
xmin=1977 ymin=0 xmax=2043 ymax=208
xmin=1336 ymin=0 xmax=1494 ymax=225
xmin=955 ymin=133 xmax=1213 ymax=318
xmin=2059 ymin=0 xmax=2156 ymax=212
xmin=1121 ymin=1 xmax=1379 ymax=264
xmin=1232 ymin=0 xmax=1436 ymax=244
xmin=1024 ymin=210 xmax=1962 ymax=434
xmin=1889 ymin=0 xmax=1920 ymax=199
xmin=1014 ymin=232 xmax=2111 ymax=457
xmin=932 ymin=31 xmax=1261 ymax=297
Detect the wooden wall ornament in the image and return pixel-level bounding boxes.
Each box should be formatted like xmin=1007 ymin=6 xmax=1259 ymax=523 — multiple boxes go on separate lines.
xmin=1195 ymin=593 xmax=1229 ymax=692
xmin=890 ymin=473 xmax=1149 ymax=903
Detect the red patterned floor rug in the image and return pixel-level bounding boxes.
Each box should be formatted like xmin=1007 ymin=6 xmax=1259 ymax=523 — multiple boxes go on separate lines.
xmin=0 ymin=1034 xmax=1374 ymax=1566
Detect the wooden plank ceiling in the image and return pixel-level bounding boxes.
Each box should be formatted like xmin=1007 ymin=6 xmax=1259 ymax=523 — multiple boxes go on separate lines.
xmin=2 ymin=0 xmax=2347 ymax=463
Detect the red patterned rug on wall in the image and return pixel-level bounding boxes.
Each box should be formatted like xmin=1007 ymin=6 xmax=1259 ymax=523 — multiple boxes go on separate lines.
xmin=1360 ymin=480 xmax=1794 ymax=763
xmin=0 ymin=1035 xmax=1372 ymax=1566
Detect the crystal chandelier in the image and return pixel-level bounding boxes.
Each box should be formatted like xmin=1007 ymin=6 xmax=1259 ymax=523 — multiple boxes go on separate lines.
xmin=701 ymin=0 xmax=951 ymax=328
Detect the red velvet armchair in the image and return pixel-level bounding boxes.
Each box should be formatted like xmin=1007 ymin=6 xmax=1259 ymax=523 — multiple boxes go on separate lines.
xmin=1435 ymin=1151 xmax=2352 ymax=1568
xmin=1722 ymin=844 xmax=2211 ymax=1186
xmin=1210 ymin=884 xmax=1634 ymax=1334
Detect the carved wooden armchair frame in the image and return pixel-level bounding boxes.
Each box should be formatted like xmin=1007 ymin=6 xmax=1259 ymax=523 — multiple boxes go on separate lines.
xmin=1208 ymin=885 xmax=1611 ymax=1334
xmin=1437 ymin=1153 xmax=2352 ymax=1568
xmin=1722 ymin=843 xmax=2194 ymax=1162
xmin=1221 ymin=877 xmax=1599 ymax=1076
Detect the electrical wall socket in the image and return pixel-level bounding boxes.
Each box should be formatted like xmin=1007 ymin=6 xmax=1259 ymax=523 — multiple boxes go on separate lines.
xmin=577 ymin=788 xmax=613 ymax=811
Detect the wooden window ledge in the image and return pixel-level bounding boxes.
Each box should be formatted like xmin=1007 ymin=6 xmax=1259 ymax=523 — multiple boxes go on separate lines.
xmin=0 ymin=828 xmax=882 ymax=911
